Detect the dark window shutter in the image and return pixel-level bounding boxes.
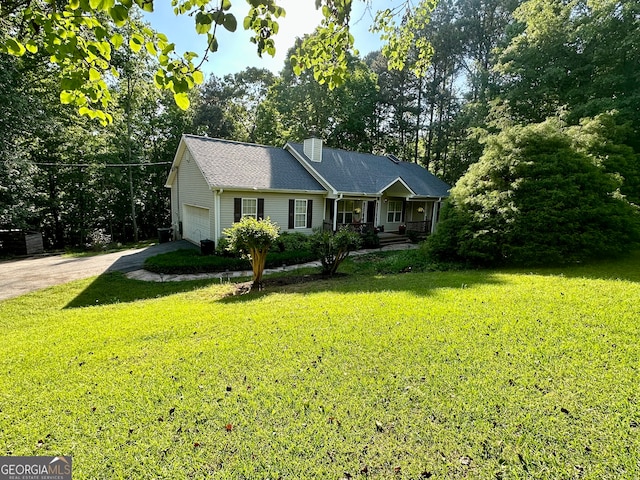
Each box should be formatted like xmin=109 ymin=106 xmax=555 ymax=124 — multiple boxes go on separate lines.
xmin=401 ymin=200 xmax=406 ymax=222
xmin=306 ymin=199 xmax=313 ymax=228
xmin=257 ymin=198 xmax=265 ymax=219
xmin=288 ymin=199 xmax=295 ymax=229
xmin=234 ymin=198 xmax=241 ymax=223
xmin=328 ymin=199 xmax=335 ymax=220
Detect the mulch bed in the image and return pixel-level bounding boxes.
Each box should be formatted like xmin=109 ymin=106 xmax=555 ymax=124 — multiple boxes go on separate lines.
xmin=231 ymin=273 xmax=346 ymax=295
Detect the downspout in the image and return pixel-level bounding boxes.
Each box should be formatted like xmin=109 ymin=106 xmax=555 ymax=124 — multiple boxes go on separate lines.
xmin=214 ymin=189 xmax=223 ymax=242
xmin=175 ymin=166 xmax=181 ymax=239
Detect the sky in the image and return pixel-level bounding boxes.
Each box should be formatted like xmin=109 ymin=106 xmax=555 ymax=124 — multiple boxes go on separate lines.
xmin=144 ymin=0 xmax=389 ymax=78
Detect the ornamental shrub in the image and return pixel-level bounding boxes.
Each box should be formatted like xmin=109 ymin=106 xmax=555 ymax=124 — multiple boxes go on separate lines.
xmin=310 ymin=227 xmax=362 ymax=275
xmin=276 ymin=231 xmax=312 ymax=252
xmin=426 ymin=118 xmax=640 ymax=266
xmin=223 ymin=217 xmax=280 ymax=287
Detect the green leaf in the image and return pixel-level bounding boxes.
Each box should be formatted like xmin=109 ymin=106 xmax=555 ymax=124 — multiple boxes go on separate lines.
xmin=173 ymin=77 xmax=189 ymax=93
xmin=173 ymin=92 xmax=190 ymax=110
xmin=111 ymin=33 xmax=124 ymax=49
xmin=89 ymin=68 xmax=101 ymax=81
xmin=183 ymin=51 xmax=198 ymax=61
xmin=161 ymin=42 xmax=175 ymax=55
xmin=135 ymin=0 xmax=154 ymax=13
xmin=195 ymin=12 xmax=213 ymax=34
xmin=79 ymin=106 xmax=97 ymax=119
xmin=221 ymin=0 xmax=232 ymax=10
xmin=129 ymin=33 xmax=144 ymax=52
xmin=145 ymin=41 xmax=157 ymax=55
xmin=212 ymin=11 xmax=225 ymax=25
xmin=208 ymin=35 xmax=218 ymax=53
xmin=5 ymin=38 xmax=26 ymax=56
xmin=109 ymin=5 xmax=128 ymax=26
xmin=154 ymin=70 xmax=165 ymax=88
xmin=25 ymin=41 xmax=38 ymax=54
xmin=192 ymin=70 xmax=204 ymax=84
xmin=60 ymin=91 xmax=75 ymax=104
xmin=223 ymin=13 xmax=237 ymax=33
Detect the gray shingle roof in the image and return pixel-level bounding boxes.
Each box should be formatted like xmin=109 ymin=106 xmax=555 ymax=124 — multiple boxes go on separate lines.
xmin=287 ymin=143 xmax=450 ymax=198
xmin=182 ymin=136 xmax=325 ymax=192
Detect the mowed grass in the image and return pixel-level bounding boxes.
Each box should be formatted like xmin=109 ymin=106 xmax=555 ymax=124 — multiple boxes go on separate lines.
xmin=1 ymin=253 xmax=639 ymax=479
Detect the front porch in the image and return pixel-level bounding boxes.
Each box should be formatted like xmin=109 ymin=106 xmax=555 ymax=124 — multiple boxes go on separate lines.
xmin=322 ymin=197 xmax=441 ymax=237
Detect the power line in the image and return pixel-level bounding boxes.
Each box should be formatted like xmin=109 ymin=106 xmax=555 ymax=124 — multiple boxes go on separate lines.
xmin=29 ymin=162 xmax=172 ymax=167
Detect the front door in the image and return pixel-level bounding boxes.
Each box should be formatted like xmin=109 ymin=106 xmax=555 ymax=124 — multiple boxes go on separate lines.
xmin=366 ymin=201 xmax=376 ymax=224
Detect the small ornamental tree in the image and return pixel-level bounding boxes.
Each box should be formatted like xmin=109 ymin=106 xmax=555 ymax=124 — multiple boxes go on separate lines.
xmin=310 ymin=227 xmax=362 ymax=275
xmin=223 ymin=217 xmax=279 ymax=288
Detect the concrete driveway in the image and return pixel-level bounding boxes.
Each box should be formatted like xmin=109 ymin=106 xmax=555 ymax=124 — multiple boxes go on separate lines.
xmin=0 ymin=240 xmax=195 ymax=301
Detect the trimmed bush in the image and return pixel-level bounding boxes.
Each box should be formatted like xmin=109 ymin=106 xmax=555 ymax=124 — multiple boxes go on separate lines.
xmin=224 ymin=217 xmax=280 ymax=286
xmin=276 ymin=231 xmax=312 ymax=252
xmin=310 ymin=227 xmax=362 ymax=275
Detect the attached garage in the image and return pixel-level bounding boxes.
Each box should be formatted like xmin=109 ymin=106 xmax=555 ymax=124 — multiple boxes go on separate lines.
xmin=182 ymin=204 xmax=211 ymax=244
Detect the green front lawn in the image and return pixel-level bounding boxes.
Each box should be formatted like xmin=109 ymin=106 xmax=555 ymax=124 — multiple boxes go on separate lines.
xmin=1 ymin=253 xmax=639 ymax=478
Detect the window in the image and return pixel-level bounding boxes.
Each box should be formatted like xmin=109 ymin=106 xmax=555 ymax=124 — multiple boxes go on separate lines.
xmin=242 ymin=198 xmax=257 ymax=219
xmin=289 ymin=199 xmax=312 ymax=229
xmin=387 ymin=200 xmax=402 ymax=223
xmin=337 ymin=200 xmax=355 ymax=224
xmin=294 ymin=199 xmax=307 ymax=228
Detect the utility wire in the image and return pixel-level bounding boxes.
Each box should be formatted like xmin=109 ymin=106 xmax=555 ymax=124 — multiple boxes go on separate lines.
xmin=21 ymin=162 xmax=172 ymax=167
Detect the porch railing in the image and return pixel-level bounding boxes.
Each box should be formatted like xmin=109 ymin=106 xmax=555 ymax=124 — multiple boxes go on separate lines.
xmin=323 ymin=221 xmax=375 ymax=233
xmin=406 ymin=220 xmax=432 ymax=235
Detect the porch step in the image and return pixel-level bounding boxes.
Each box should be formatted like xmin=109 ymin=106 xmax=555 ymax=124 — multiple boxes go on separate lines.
xmin=378 ymin=232 xmax=411 ymax=246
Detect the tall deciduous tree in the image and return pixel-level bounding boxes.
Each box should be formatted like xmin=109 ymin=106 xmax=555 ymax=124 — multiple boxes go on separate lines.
xmin=496 ymin=0 xmax=640 ymax=146
xmin=264 ymin=46 xmax=379 ymax=151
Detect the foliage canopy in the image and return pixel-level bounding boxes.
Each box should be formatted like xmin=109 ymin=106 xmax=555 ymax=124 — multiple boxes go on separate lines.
xmin=0 ymin=0 xmax=437 ymax=122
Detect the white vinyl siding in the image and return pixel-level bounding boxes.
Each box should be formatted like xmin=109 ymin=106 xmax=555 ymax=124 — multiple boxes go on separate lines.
xmin=173 ymin=148 xmax=214 ymax=242
xmin=219 ymin=192 xmax=323 ymax=238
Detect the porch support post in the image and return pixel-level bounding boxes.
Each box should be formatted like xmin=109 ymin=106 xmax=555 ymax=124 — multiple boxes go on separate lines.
xmin=333 ymin=198 xmax=338 ymax=231
xmin=376 ymin=197 xmax=381 ymax=228
xmin=431 ymin=198 xmax=441 ymax=234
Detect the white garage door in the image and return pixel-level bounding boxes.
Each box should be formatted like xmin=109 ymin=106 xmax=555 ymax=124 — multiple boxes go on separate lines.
xmin=183 ymin=205 xmax=210 ymax=243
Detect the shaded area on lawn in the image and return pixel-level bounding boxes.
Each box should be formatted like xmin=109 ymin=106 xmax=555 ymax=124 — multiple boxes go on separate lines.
xmin=524 ymin=250 xmax=640 ymax=283
xmin=63 ymin=265 xmax=502 ymax=309
xmin=64 ymin=272 xmax=220 ymax=309
xmin=64 ymin=249 xmax=640 ymax=309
